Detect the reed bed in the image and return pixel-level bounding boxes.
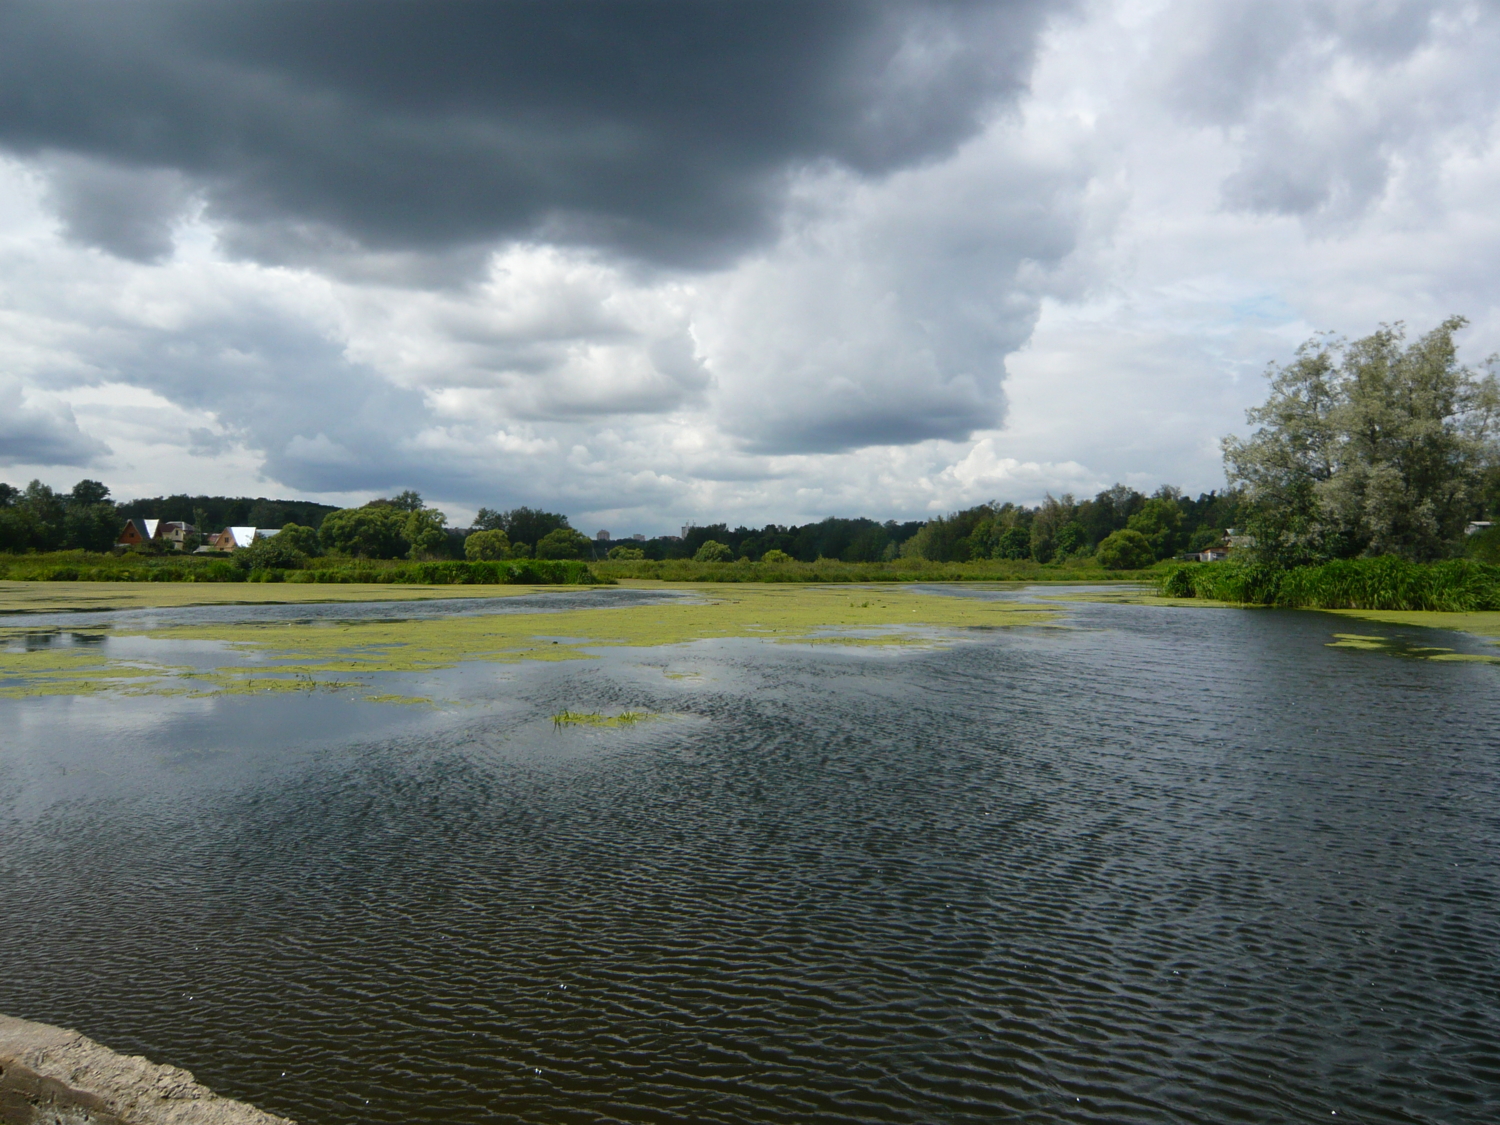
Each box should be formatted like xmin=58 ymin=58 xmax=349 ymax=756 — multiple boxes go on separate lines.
xmin=1158 ymin=557 xmax=1500 ymax=611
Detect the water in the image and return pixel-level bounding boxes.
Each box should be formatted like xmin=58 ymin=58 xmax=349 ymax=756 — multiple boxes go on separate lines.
xmin=1 ymin=596 xmax=1497 ymax=1123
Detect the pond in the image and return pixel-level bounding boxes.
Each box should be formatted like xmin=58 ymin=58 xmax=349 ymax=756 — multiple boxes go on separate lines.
xmin=0 ymin=589 xmax=1496 ymax=1123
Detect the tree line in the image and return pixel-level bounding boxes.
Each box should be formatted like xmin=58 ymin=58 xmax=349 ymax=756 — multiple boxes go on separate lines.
xmin=10 ymin=316 xmax=1491 ymax=571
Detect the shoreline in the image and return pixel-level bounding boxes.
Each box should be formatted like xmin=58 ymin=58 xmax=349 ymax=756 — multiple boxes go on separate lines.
xmin=0 ymin=1013 xmax=291 ymax=1125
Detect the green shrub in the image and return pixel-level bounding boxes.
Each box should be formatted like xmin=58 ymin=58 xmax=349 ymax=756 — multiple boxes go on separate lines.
xmin=693 ymin=540 xmax=733 ymax=563
xmin=607 ymin=544 xmax=645 ymax=560
xmin=1157 ymin=556 xmax=1500 ymax=610
xmin=759 ymin=548 xmax=793 ymax=564
xmin=1096 ymin=529 xmax=1154 ymax=570
xmin=465 ymin=529 xmax=512 ymax=560
xmin=535 ymin=527 xmax=591 ymax=560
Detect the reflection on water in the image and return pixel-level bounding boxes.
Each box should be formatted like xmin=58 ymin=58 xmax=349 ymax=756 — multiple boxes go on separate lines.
xmin=1 ymin=599 xmax=1498 ymax=1124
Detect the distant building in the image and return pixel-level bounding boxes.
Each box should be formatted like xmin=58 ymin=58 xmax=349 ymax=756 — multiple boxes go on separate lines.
xmin=158 ymin=521 xmax=198 ymax=551
xmin=632 ymin=534 xmax=646 ymax=542
xmin=209 ymin=526 xmax=278 ymax=552
xmin=596 ymin=529 xmax=610 ymax=541
xmin=1467 ymin=521 xmax=1493 ymax=536
xmin=116 ymin=519 xmax=160 ymax=547
xmin=1188 ymin=546 xmax=1230 ymax=563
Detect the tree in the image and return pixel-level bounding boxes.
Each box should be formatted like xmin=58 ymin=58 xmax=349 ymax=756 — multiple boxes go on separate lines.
xmin=760 ymin=548 xmax=793 ymax=564
xmin=319 ymin=507 xmax=408 ymax=558
xmin=1096 ymin=529 xmax=1154 ymax=570
xmin=1126 ymin=497 xmax=1184 ymax=560
xmin=465 ymin=529 xmax=512 ymax=560
xmin=404 ymin=508 xmax=448 ymax=560
xmin=236 ymin=533 xmax=306 ymax=570
xmin=535 ymin=527 xmax=590 ymax=559
xmin=277 ymin=523 xmax=321 ymax=556
xmin=1225 ymin=318 xmax=1500 ymax=562
xmin=607 ymin=544 xmax=645 ymax=560
xmin=693 ymin=539 xmax=733 ymax=562
xmin=387 ymin=490 xmax=426 ymax=512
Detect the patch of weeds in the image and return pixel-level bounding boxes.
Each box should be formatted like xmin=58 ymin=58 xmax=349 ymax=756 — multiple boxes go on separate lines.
xmin=552 ymin=709 xmax=653 ymax=728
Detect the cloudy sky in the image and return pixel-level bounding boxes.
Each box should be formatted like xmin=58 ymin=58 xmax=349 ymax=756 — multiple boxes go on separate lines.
xmin=1 ymin=0 xmax=1498 ymax=532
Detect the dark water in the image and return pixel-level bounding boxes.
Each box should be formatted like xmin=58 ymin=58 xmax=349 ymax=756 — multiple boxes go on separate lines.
xmin=1 ymin=597 xmax=1498 ymax=1123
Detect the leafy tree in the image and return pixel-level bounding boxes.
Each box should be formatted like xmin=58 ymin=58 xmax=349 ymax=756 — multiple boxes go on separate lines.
xmin=1226 ymin=318 xmax=1500 ymax=562
xmin=404 ymin=507 xmax=448 ymax=560
xmin=276 ymin=523 xmax=321 ymax=556
xmin=1096 ymin=529 xmax=1155 ymax=570
xmin=693 ymin=539 xmax=733 ymax=562
xmin=236 ymin=533 xmax=306 ymax=570
xmin=607 ymin=544 xmax=645 ymax=560
xmin=1055 ymin=522 xmax=1088 ymax=556
xmin=1126 ymin=497 xmax=1184 ymax=560
xmin=465 ymin=529 xmax=512 ymax=560
xmin=759 ymin=548 xmax=793 ymax=564
xmin=69 ymin=479 xmax=110 ymax=506
xmin=319 ymin=507 xmax=408 ymax=558
xmin=387 ymin=490 xmax=426 ymax=512
xmin=995 ymin=527 xmax=1031 ymax=559
xmin=497 ymin=507 xmax=570 ymax=547
xmin=536 ymin=527 xmax=590 ymax=559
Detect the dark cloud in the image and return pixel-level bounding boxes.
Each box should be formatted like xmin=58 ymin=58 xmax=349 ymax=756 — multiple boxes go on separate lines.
xmin=40 ymin=154 xmax=193 ymax=262
xmin=0 ymin=384 xmax=108 ymax=467
xmin=0 ymin=0 xmax=1058 ymax=267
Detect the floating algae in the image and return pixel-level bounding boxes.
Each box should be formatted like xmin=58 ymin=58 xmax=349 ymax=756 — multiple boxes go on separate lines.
xmin=1326 ymin=632 xmax=1500 ymax=662
xmin=552 ymin=709 xmax=653 ymax=728
xmin=0 ymin=584 xmax=1057 ymax=701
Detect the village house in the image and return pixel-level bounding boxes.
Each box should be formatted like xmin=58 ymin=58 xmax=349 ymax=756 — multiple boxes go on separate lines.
xmin=158 ymin=522 xmax=198 ymax=550
xmin=116 ymin=519 xmax=160 ymax=547
xmin=199 ymin=526 xmax=279 ymax=553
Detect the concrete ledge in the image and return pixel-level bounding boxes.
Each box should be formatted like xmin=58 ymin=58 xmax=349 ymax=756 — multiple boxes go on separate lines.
xmin=0 ymin=1016 xmax=294 ymax=1125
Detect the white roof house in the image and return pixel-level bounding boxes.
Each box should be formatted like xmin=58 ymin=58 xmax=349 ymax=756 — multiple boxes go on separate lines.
xmin=219 ymin=526 xmax=277 ymax=550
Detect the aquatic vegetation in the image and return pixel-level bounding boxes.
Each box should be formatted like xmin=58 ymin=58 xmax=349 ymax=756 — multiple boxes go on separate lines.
xmin=0 ymin=579 xmax=545 ymax=615
xmin=0 ymin=584 xmax=1058 ymax=700
xmin=1157 ymin=557 xmax=1500 ymax=611
xmin=552 ymin=709 xmax=653 ymax=728
xmin=1325 ymin=633 xmax=1499 ymax=661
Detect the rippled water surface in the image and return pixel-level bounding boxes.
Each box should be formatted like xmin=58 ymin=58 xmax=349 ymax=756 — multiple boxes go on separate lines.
xmin=2 ymin=595 xmax=1498 ymax=1123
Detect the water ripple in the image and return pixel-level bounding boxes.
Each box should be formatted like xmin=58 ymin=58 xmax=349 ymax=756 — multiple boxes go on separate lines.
xmin=0 ymin=602 xmax=1497 ymax=1122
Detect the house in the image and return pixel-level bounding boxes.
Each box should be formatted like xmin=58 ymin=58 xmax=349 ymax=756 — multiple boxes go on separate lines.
xmin=116 ymin=519 xmax=160 ymax=547
xmin=1188 ymin=546 xmax=1230 ymax=562
xmin=157 ymin=522 xmax=198 ymax=551
xmin=208 ymin=526 xmax=279 ymax=552
xmin=1467 ymin=521 xmax=1493 ymax=537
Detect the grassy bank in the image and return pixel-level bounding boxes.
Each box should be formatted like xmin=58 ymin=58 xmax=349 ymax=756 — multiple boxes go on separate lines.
xmin=0 ymin=552 xmax=604 ymax=586
xmin=592 ymin=556 xmax=1166 ymax=583
xmin=1159 ymin=556 xmax=1500 ymax=611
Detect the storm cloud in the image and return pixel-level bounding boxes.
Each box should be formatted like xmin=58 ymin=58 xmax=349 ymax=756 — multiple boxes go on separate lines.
xmin=1 ymin=0 xmax=1499 ymax=531
xmin=0 ymin=0 xmax=1055 ymax=267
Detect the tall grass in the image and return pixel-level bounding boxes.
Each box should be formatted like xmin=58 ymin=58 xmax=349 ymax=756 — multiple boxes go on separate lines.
xmin=0 ymin=552 xmax=605 ymax=586
xmin=1158 ymin=556 xmax=1500 ymax=611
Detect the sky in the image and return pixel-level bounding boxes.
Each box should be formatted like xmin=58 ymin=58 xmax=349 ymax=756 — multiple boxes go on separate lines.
xmin=1 ymin=0 xmax=1499 ymax=534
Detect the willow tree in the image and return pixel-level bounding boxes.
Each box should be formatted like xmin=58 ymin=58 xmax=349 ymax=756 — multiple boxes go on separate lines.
xmin=1224 ymin=317 xmax=1499 ymax=563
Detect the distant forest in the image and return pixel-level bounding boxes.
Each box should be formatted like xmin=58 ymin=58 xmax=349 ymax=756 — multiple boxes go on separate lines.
xmin=115 ymin=494 xmax=341 ymax=531
xmin=0 ymin=478 xmax=1240 ymax=562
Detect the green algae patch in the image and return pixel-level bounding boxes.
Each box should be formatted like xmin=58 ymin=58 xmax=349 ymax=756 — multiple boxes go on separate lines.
xmin=138 ymin=583 xmax=1056 ymax=668
xmin=0 ymin=584 xmax=1057 ymax=700
xmin=1326 ymin=631 xmax=1500 ymax=663
xmin=0 ymin=579 xmax=550 ymax=616
xmin=364 ymin=692 xmax=437 ymax=706
xmin=0 ymin=628 xmax=192 ymax=697
xmin=552 ymin=709 xmax=653 ymax=728
xmin=1320 ymin=608 xmax=1500 ymax=643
